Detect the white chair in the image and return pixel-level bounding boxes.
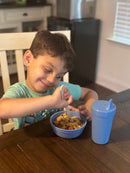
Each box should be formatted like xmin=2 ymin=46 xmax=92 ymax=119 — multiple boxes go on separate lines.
xmin=0 ymin=30 xmax=70 ymax=135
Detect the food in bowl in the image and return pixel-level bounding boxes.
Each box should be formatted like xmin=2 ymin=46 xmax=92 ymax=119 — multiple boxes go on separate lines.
xmin=50 ymin=111 xmax=87 ymax=139
xmin=53 ymin=112 xmax=84 ymax=130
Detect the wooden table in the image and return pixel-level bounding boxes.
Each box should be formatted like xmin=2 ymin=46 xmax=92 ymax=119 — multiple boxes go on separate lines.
xmin=0 ymin=89 xmax=130 ymax=173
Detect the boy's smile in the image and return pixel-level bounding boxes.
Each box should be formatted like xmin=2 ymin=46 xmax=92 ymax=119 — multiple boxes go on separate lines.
xmin=24 ymin=52 xmax=67 ymax=93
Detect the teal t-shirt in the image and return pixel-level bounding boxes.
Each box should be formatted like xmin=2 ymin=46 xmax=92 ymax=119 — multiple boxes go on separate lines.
xmin=3 ymin=81 xmax=81 ymax=129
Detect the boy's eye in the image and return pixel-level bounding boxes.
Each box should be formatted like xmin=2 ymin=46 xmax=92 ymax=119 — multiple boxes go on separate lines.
xmin=56 ymin=74 xmax=62 ymax=79
xmin=44 ymin=68 xmax=52 ymax=73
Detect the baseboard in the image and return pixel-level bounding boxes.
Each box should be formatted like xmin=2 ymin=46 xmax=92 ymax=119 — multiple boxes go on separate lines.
xmin=96 ymin=75 xmax=129 ymax=92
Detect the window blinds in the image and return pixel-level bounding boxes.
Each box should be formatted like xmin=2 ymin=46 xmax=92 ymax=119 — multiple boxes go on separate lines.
xmin=113 ymin=0 xmax=130 ymax=45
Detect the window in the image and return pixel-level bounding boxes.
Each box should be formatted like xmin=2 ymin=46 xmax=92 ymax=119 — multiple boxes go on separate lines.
xmin=108 ymin=0 xmax=130 ymax=45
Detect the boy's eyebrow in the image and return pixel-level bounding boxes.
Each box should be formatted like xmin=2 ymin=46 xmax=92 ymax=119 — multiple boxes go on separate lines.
xmin=47 ymin=62 xmax=54 ymax=68
xmin=47 ymin=62 xmax=67 ymax=75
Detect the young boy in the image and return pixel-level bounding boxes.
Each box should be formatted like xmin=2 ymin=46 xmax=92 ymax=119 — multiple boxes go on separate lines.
xmin=0 ymin=30 xmax=98 ymax=129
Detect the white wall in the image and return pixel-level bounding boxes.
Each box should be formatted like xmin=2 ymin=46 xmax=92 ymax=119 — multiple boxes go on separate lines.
xmin=95 ymin=0 xmax=130 ymax=92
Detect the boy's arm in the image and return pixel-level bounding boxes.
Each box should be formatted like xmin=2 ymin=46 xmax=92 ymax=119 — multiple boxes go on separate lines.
xmin=79 ymin=87 xmax=98 ymax=117
xmin=68 ymin=87 xmax=98 ymax=120
xmin=0 ymin=86 xmax=73 ymax=119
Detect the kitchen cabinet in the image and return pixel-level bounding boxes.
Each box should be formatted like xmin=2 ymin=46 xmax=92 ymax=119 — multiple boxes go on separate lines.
xmin=0 ymin=6 xmax=51 ymax=31
xmin=0 ymin=10 xmax=4 ymax=23
xmin=0 ymin=5 xmax=51 ymax=75
xmin=5 ymin=8 xmax=44 ymax=21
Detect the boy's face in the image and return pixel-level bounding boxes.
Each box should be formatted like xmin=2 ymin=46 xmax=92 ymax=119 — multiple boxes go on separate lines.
xmin=24 ymin=51 xmax=67 ymax=93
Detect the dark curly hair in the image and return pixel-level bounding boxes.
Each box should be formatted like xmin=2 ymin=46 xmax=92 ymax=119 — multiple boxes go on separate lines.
xmin=30 ymin=30 xmax=75 ymax=71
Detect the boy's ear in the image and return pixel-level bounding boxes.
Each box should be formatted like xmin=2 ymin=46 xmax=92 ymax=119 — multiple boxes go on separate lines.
xmin=24 ymin=50 xmax=33 ymax=66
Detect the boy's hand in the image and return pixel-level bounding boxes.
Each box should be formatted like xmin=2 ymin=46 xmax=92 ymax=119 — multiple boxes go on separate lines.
xmin=68 ymin=104 xmax=91 ymax=120
xmin=52 ymin=86 xmax=73 ymax=109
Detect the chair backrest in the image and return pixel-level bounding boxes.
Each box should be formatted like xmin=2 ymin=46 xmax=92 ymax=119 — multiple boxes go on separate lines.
xmin=0 ymin=30 xmax=70 ymax=135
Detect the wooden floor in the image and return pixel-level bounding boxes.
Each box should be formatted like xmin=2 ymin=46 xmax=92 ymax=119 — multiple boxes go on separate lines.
xmin=87 ymin=83 xmax=116 ymax=99
xmin=0 ymin=74 xmax=116 ymax=99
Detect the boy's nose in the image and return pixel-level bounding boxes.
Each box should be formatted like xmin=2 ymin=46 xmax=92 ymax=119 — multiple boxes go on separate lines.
xmin=47 ymin=74 xmax=55 ymax=84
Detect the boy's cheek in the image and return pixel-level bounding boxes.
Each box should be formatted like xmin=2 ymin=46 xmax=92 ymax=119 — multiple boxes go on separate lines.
xmin=53 ymin=81 xmax=60 ymax=87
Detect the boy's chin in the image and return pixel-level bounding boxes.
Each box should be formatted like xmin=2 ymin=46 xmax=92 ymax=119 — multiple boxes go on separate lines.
xmin=37 ymin=88 xmax=48 ymax=94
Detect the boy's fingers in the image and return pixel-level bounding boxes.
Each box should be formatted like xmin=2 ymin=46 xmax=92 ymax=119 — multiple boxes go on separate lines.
xmin=78 ymin=105 xmax=86 ymax=111
xmin=68 ymin=105 xmax=79 ymax=112
xmin=67 ymin=95 xmax=73 ymax=104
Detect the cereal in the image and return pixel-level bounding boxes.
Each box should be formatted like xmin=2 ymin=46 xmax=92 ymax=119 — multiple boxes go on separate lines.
xmin=53 ymin=113 xmax=84 ymax=130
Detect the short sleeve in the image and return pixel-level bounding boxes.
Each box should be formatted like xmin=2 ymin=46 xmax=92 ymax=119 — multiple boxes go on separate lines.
xmin=58 ymin=81 xmax=81 ymax=100
xmin=2 ymin=82 xmax=31 ymax=99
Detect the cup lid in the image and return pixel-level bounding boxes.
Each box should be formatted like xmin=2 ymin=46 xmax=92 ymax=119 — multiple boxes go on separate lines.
xmin=91 ymin=100 xmax=116 ymax=112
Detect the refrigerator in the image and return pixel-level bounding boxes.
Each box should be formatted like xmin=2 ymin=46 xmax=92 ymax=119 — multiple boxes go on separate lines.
xmin=47 ymin=17 xmax=100 ymax=86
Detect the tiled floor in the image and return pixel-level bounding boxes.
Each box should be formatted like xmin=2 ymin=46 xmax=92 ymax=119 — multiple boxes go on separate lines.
xmin=0 ymin=74 xmax=116 ymax=99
